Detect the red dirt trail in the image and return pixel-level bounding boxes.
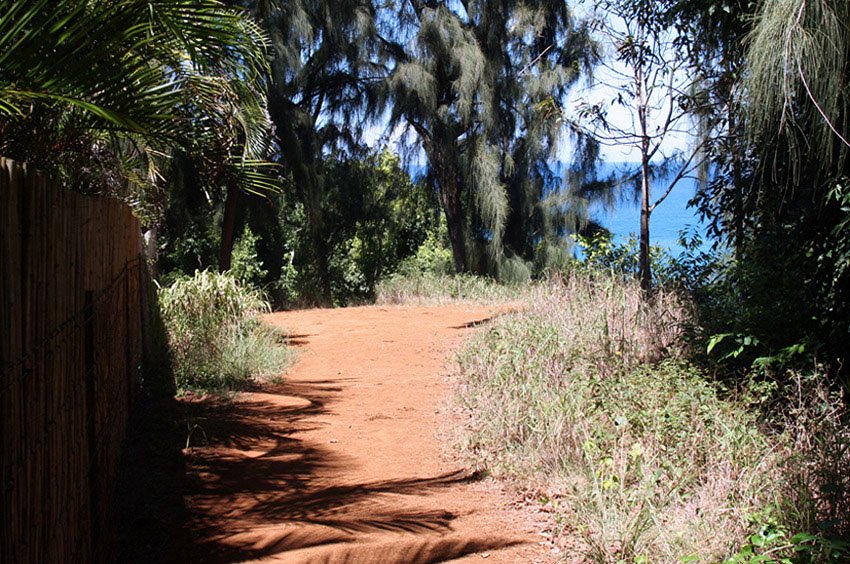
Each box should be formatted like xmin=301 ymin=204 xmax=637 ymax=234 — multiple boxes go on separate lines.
xmin=181 ymin=305 xmax=555 ymax=563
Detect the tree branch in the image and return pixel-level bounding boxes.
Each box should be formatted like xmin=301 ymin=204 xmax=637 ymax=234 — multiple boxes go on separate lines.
xmin=650 ymin=142 xmax=708 ymax=212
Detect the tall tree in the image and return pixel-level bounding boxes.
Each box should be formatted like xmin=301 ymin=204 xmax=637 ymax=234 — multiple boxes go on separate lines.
xmin=667 ymin=0 xmax=753 ymax=259
xmin=579 ymin=0 xmax=709 ymax=290
xmin=242 ymin=0 xmax=382 ymax=304
xmin=736 ymin=0 xmax=850 ymax=362
xmin=379 ymin=1 xmax=595 ymax=276
xmin=668 ymin=0 xmax=850 ymax=367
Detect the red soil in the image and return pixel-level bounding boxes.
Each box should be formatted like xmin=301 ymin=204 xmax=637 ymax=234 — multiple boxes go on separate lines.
xmin=180 ymin=304 xmax=555 ymax=563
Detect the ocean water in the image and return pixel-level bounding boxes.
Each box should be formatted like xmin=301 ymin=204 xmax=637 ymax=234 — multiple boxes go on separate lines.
xmin=589 ymin=175 xmax=706 ymax=254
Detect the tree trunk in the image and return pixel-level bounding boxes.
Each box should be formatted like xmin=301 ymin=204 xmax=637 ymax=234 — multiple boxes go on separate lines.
xmin=266 ymin=90 xmax=332 ymax=305
xmin=143 ymin=226 xmax=158 ymax=277
xmin=289 ymin=164 xmax=332 ymax=305
xmin=219 ymin=185 xmax=239 ymax=272
xmin=719 ymin=57 xmax=744 ymax=263
xmin=637 ymin=49 xmax=652 ymax=292
xmin=308 ymin=202 xmax=333 ymax=304
xmin=639 ymin=157 xmax=652 ymax=292
xmin=503 ymin=177 xmax=532 ymax=261
xmin=441 ymin=175 xmax=468 ymax=273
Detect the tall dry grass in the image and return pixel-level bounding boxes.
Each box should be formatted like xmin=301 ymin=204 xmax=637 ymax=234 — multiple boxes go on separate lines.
xmin=375 ymin=271 xmax=530 ymax=305
xmin=452 ymin=271 xmax=849 ymax=561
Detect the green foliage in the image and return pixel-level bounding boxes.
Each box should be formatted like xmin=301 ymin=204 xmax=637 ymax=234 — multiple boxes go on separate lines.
xmin=0 ymin=0 xmax=266 ymax=129
xmin=746 ymin=0 xmax=850 ymax=169
xmin=814 ymin=178 xmax=850 ymax=350
xmin=328 ymin=236 xmax=372 ymax=305
xmin=158 ymin=270 xmax=289 ymax=393
xmin=155 ymin=147 xmax=437 ymax=308
xmin=576 ymin=232 xmax=641 ymax=277
xmin=821 ymin=179 xmax=850 ymax=294
xmin=243 ymin=0 xmax=381 ymax=303
xmin=395 ymin=218 xmax=454 ymax=276
xmin=273 ymin=200 xmax=306 ymax=306
xmin=377 ymin=219 xmax=544 ymax=304
xmin=669 ymin=214 xmax=845 ymax=375
xmin=494 ymin=255 xmax=533 ymax=286
xmin=382 ymin=0 xmax=598 ymax=274
xmin=230 ymin=225 xmax=268 ymax=289
xmin=575 ymin=230 xmax=686 ymax=287
xmin=321 ymin=149 xmax=440 ymax=305
xmin=724 ymin=516 xmax=849 ymax=563
xmin=0 ymin=0 xmax=277 ymax=217
xmin=685 ymin=0 xmax=850 ymax=375
xmin=158 ymin=209 xmax=221 ymax=287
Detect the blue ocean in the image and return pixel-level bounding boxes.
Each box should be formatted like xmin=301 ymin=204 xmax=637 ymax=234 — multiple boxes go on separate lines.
xmin=589 ymin=175 xmax=706 ymax=254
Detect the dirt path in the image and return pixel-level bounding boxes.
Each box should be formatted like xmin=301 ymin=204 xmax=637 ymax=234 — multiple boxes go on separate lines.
xmin=181 ymin=305 xmax=555 ymax=563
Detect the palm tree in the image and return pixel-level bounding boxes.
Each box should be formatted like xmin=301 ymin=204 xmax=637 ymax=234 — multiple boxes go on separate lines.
xmin=0 ymin=0 xmax=268 ymax=134
xmin=0 ymin=0 xmax=279 ymax=266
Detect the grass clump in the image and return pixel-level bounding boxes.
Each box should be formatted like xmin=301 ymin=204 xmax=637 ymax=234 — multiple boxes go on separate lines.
xmin=375 ymin=271 xmax=529 ymax=305
xmin=452 ymin=271 xmax=848 ymax=562
xmin=159 ymin=269 xmax=290 ymax=393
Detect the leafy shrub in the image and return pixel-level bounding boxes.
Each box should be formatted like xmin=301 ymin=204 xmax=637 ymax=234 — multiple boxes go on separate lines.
xmin=495 ymin=254 xmax=533 ymax=285
xmin=575 ymin=231 xmax=675 ymax=284
xmin=230 ymin=225 xmax=268 ymax=289
xmin=395 ymin=218 xmax=454 ymax=276
xmin=159 ymin=270 xmax=290 ymax=392
xmin=319 ymin=148 xmax=441 ymax=305
xmin=328 ymin=235 xmax=373 ymax=305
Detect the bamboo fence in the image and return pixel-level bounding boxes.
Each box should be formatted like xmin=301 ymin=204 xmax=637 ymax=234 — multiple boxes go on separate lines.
xmin=1 ymin=157 xmax=147 ymax=563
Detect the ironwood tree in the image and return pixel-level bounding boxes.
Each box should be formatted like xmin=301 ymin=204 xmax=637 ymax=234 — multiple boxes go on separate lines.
xmin=240 ymin=0 xmax=383 ymax=304
xmin=739 ymin=0 xmax=850 ymax=364
xmin=378 ymin=0 xmax=596 ymax=277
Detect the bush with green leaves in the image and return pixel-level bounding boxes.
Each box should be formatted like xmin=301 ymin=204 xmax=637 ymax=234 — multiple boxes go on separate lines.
xmin=395 ymin=217 xmax=455 ymax=277
xmin=724 ymin=517 xmax=849 ymax=563
xmin=377 ymin=217 xmax=540 ymax=305
xmin=159 ymin=270 xmax=290 ymax=392
xmin=230 ymin=225 xmax=269 ymax=289
xmin=312 ymin=148 xmax=441 ymax=305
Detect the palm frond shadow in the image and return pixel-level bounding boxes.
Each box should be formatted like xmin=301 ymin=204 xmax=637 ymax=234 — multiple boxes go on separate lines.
xmin=181 ymin=378 xmax=513 ymax=563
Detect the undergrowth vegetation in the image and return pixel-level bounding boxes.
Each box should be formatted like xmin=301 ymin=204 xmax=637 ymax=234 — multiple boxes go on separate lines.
xmin=159 ymin=270 xmax=291 ymax=393
xmin=375 ymin=271 xmax=529 ymax=305
xmin=452 ymin=271 xmax=849 ymax=562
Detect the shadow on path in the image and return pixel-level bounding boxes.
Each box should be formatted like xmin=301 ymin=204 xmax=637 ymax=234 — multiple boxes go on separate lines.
xmin=181 ymin=377 xmax=519 ymax=563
